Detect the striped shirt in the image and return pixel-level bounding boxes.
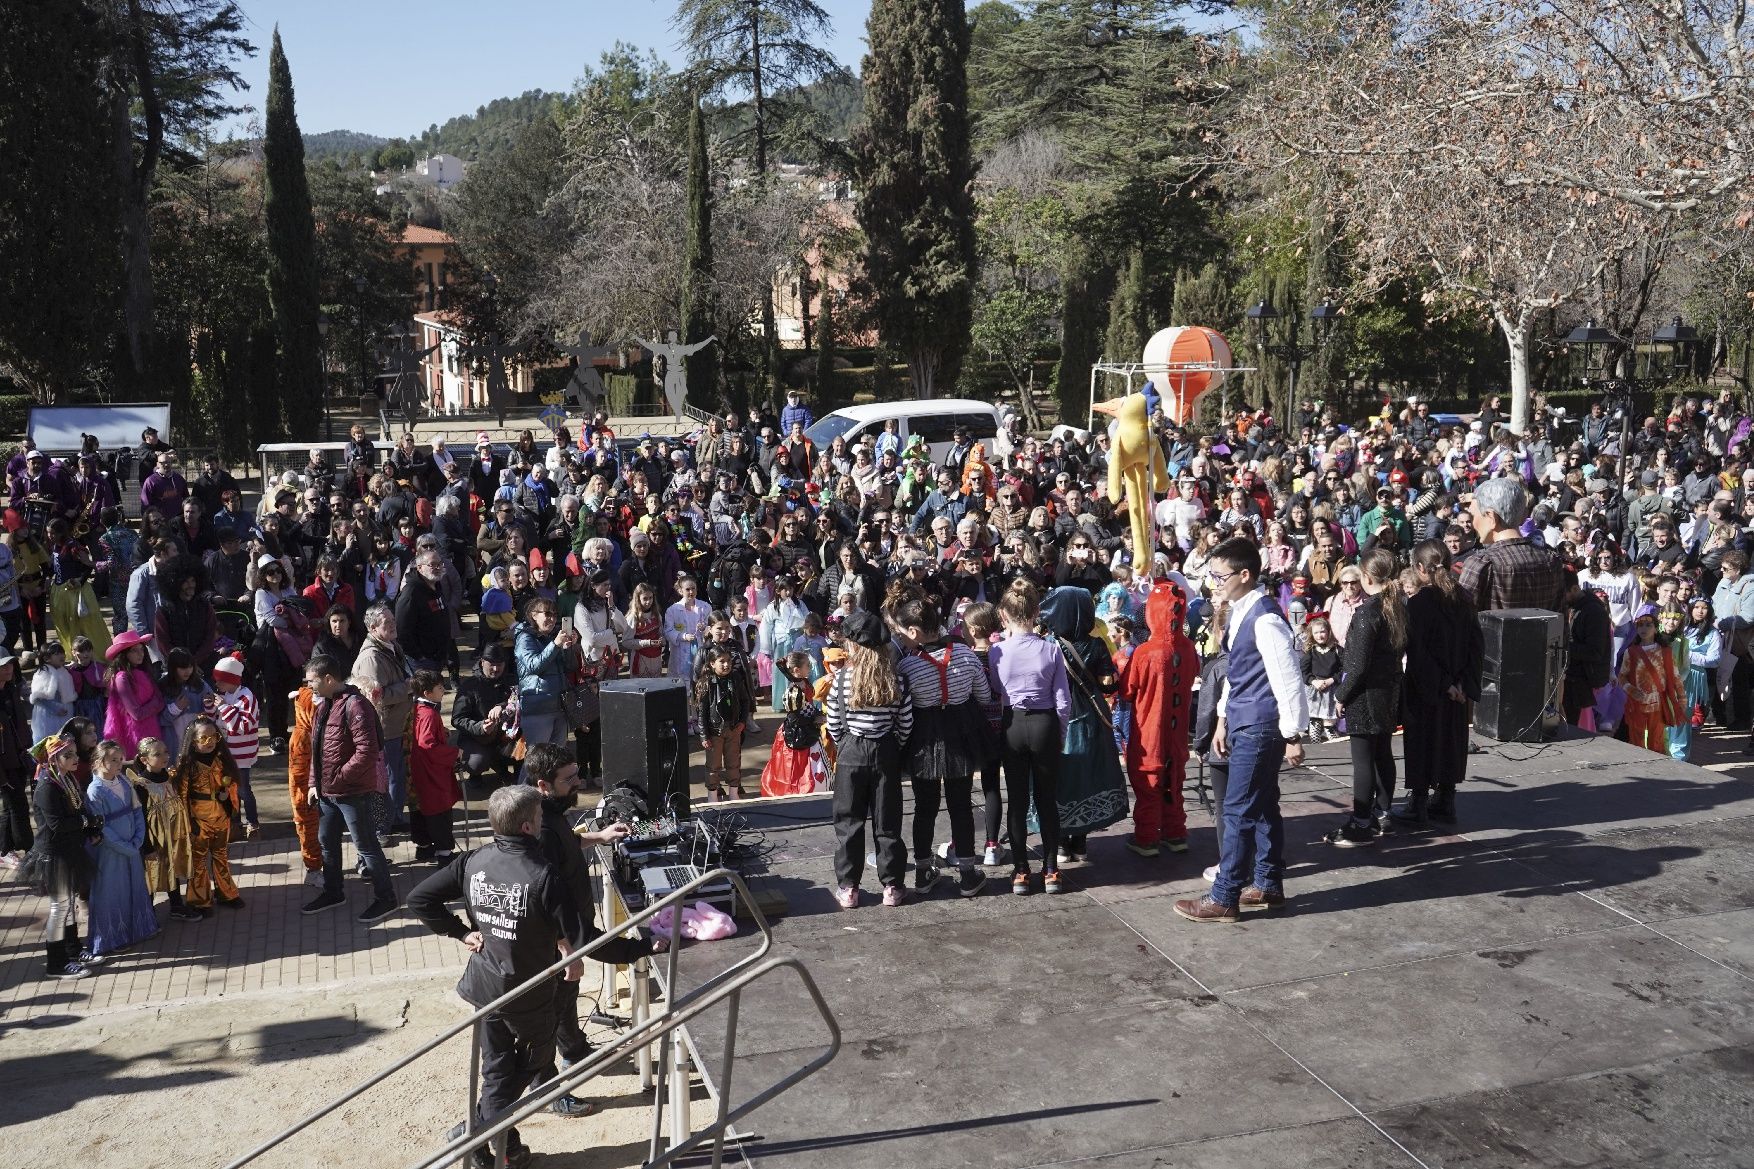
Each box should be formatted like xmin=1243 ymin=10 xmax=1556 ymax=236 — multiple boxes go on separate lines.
xmin=897 ymin=641 xmax=992 ymax=710
xmin=214 ymin=685 xmax=260 ymax=769
xmin=824 ymin=666 xmax=914 ymax=743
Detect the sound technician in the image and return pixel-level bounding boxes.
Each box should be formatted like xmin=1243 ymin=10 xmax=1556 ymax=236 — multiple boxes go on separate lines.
xmin=522 ymin=742 xmax=640 ymax=1119
xmin=408 ymin=784 xmax=653 ymax=1167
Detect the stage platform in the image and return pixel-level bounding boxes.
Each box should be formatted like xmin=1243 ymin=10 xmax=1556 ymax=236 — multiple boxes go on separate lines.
xmin=669 ymin=729 xmax=1754 ymax=1169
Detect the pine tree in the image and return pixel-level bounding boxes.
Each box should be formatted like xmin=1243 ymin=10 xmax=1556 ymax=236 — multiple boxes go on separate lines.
xmin=682 ymin=95 xmax=719 ymax=411
xmin=263 ymin=28 xmax=324 ymax=439
xmin=1170 ymin=262 xmax=1237 ymax=424
xmin=1104 ymin=246 xmax=1150 ymax=394
xmin=854 ymin=0 xmax=978 ymax=398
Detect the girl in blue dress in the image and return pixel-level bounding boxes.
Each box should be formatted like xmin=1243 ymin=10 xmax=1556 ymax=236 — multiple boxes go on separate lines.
xmin=84 ymin=738 xmax=159 ymax=955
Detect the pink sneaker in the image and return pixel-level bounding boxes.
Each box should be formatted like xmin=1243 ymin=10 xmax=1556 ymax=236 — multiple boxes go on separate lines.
xmin=835 ymin=886 xmax=860 ymax=910
xmin=881 ymin=885 xmax=905 ymax=908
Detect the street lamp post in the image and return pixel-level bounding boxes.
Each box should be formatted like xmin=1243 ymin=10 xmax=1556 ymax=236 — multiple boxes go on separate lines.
xmin=317 ymin=312 xmax=332 ymax=440
xmin=1651 ymin=316 xmax=1700 ymax=384
xmin=1563 ymin=319 xmax=1627 ymax=488
xmin=352 ymin=273 xmax=368 ymax=443
xmin=1247 ymin=298 xmax=1340 ymax=423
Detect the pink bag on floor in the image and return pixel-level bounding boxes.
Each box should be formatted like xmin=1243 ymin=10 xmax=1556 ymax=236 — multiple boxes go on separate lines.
xmin=651 ymin=901 xmax=739 ymax=942
xmin=1576 ymin=705 xmax=1596 ymax=732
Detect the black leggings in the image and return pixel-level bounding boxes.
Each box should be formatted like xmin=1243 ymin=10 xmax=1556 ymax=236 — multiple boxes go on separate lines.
xmin=979 ymin=760 xmax=1002 ymax=846
xmin=574 ymin=718 xmax=602 ymax=779
xmin=1349 ymin=731 xmax=1396 ymax=820
xmin=912 ymin=775 xmax=976 ymax=867
xmin=1003 ymin=709 xmax=1061 ymax=874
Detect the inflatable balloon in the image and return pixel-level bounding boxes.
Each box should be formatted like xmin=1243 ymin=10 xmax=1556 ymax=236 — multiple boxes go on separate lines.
xmin=1092 ymin=388 xmax=1169 ymax=574
xmin=1142 ymin=326 xmax=1233 ymax=423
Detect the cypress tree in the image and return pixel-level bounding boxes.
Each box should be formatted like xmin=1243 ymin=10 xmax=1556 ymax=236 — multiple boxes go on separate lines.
xmin=682 ymin=95 xmax=719 ymax=411
xmin=1052 ymin=246 xmax=1115 ymax=427
xmin=815 ymin=288 xmax=837 ymax=406
xmin=262 ymin=28 xmax=325 ymax=439
xmin=854 ymin=0 xmax=977 ymax=398
xmin=1104 ymin=246 xmax=1150 ymax=395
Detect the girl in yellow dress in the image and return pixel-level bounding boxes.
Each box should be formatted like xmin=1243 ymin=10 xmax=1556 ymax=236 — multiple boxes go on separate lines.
xmin=130 ymin=737 xmax=198 ymax=921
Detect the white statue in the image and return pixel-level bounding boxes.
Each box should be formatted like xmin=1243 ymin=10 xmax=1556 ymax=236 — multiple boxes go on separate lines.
xmin=633 ymin=330 xmax=716 ymax=417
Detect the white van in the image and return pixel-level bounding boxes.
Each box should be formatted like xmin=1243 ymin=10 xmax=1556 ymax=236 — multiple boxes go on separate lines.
xmin=804 ymin=399 xmax=1002 ymax=464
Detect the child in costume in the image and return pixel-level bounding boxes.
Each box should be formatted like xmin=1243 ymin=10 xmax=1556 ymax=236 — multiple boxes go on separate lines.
xmin=103 ymin=630 xmax=165 ymax=756
xmin=760 ymin=651 xmax=830 ymax=796
xmin=1677 ymin=598 xmax=1720 ymax=762
xmin=1302 ymin=616 xmax=1343 ymax=741
xmin=85 ymin=738 xmax=159 ymax=955
xmin=626 ymin=582 xmax=666 ymax=678
xmin=409 ymin=669 xmax=462 ymax=861
xmin=131 ymin=737 xmax=197 ymax=919
xmin=1117 ymin=581 xmax=1197 ymax=856
xmin=1618 ymin=609 xmax=1685 ymax=756
xmin=175 ymin=714 xmax=243 ymax=916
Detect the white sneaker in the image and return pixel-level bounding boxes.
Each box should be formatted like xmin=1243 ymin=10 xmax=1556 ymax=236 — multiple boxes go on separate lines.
xmin=982 ymin=844 xmax=1006 ymax=867
xmin=935 ymin=841 xmax=952 ymax=862
xmin=1202 ymin=864 xmax=1219 ymax=882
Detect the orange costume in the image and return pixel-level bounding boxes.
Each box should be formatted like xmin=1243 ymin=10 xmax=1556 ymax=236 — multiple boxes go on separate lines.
xmin=1618 ymin=638 xmax=1684 ymax=755
xmin=178 ymin=753 xmax=240 ymax=909
xmin=287 ymin=687 xmax=321 ymax=874
xmin=960 ymin=444 xmax=996 ymax=502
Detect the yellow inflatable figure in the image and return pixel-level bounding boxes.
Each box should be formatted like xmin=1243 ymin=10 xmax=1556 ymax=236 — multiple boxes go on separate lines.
xmin=1093 ymin=390 xmax=1169 ymax=577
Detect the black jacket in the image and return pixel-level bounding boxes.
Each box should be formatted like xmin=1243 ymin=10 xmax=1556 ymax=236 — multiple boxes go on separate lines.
xmin=535 ymin=797 xmax=653 ymax=967
xmin=452 ymin=669 xmax=516 ymax=752
xmin=409 ymin=835 xmax=602 ymax=1017
xmin=1567 ymin=589 xmax=1614 ymax=689
xmin=395 ymin=573 xmax=452 ymax=665
xmin=1404 ymin=587 xmax=1484 ymax=710
xmin=1334 ymin=592 xmax=1404 ymax=735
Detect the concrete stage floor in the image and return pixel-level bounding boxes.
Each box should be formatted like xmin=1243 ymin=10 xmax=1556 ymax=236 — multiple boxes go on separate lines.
xmin=673 ymin=730 xmax=1754 ymax=1169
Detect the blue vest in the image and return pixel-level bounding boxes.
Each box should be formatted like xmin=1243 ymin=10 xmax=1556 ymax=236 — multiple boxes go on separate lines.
xmin=1224 ymin=592 xmax=1284 ymax=731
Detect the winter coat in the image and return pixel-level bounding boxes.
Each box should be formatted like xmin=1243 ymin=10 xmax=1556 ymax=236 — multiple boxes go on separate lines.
xmin=513 ymin=621 xmax=571 ymax=716
xmin=1333 ymin=592 xmax=1404 ymax=735
xmin=409 ymin=699 xmax=461 ymax=815
xmin=309 ymin=686 xmax=384 ymax=799
xmin=349 ymin=635 xmax=413 ymax=743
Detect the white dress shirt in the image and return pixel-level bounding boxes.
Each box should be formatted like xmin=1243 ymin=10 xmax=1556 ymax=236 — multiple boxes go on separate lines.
xmin=1216 ymin=586 xmax=1311 ymax=741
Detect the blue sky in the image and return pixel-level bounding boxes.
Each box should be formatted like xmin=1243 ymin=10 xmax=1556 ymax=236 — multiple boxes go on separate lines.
xmin=225 ymin=0 xmax=875 ymax=139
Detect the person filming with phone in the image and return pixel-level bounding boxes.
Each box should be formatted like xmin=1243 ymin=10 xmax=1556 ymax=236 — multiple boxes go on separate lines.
xmin=514 ymin=595 xmax=581 ymax=749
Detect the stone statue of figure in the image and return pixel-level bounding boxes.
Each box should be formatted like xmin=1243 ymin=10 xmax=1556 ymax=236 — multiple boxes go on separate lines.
xmin=377 ymin=339 xmax=440 ymax=427
xmin=463 ymin=333 xmax=515 ymax=427
xmin=558 ymin=329 xmax=615 ymax=412
xmin=634 ymin=330 xmax=716 ymax=417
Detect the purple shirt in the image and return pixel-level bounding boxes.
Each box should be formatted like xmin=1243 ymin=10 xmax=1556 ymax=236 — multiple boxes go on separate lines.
xmin=988 ymin=631 xmax=1071 ymax=733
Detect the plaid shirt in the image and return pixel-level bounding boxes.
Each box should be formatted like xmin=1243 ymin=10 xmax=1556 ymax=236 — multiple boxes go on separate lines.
xmin=1456 ymin=537 xmax=1566 ymax=613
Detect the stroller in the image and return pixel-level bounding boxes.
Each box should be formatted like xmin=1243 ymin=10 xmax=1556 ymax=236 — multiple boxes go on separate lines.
xmin=244 ymin=596 xmax=314 ymax=750
xmin=213 ymin=603 xmax=257 ymax=661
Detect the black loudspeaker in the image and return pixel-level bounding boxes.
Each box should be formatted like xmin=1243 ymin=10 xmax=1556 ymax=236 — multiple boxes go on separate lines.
xmin=1476 ymin=608 xmax=1564 ymax=742
xmin=600 ymin=678 xmax=692 ymax=817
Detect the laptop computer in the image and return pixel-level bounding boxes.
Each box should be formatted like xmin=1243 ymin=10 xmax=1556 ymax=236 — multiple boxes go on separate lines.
xmin=639 ymin=822 xmax=732 ymax=902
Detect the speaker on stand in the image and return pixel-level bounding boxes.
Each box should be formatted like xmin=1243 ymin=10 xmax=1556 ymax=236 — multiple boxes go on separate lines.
xmin=1476 ymin=608 xmax=1565 ymax=743
xmin=599 ymin=678 xmax=692 ymax=818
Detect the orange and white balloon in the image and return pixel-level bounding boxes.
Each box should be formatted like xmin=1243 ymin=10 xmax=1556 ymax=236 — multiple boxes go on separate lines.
xmin=1143 ymin=326 xmax=1233 ymax=423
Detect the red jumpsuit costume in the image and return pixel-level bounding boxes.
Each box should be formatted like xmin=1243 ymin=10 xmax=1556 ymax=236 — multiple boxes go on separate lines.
xmin=1119 ymin=582 xmax=1197 ymax=848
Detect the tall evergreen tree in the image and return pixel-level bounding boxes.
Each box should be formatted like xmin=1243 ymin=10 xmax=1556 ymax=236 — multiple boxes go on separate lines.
xmin=1052 ymin=247 xmax=1114 ymax=425
xmin=0 ymin=3 xmax=121 ymax=401
xmin=854 ymin=0 xmax=978 ymax=397
xmin=1104 ymin=245 xmax=1150 ymax=394
xmin=262 ymin=28 xmax=324 ymax=439
xmin=682 ymin=95 xmax=719 ymax=410
xmin=674 ymin=0 xmax=842 ymax=409
xmin=1169 ymin=262 xmax=1237 ymax=424
xmin=814 ymin=286 xmax=838 ymax=405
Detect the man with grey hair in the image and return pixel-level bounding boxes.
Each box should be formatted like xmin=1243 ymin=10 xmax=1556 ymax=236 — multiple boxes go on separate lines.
xmin=352 ymin=602 xmax=415 ymax=835
xmin=407 ymin=781 xmax=652 ymax=1167
xmin=1458 ymin=475 xmax=1565 ymax=613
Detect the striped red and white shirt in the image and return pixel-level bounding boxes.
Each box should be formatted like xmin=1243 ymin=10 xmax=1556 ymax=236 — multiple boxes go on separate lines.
xmin=214 ymin=685 xmax=260 ymax=770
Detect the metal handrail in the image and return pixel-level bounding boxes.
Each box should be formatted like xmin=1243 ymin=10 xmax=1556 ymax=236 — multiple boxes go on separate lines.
xmin=220 ymin=867 xmax=774 ymax=1169
xmin=412 ymin=955 xmax=842 ymax=1169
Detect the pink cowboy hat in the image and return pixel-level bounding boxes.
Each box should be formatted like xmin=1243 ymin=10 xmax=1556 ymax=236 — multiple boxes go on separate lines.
xmin=105 ymin=630 xmax=153 ymax=660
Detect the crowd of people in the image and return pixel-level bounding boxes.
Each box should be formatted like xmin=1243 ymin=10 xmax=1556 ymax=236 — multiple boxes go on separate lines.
xmin=8 ymin=380 xmax=1753 ymax=987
